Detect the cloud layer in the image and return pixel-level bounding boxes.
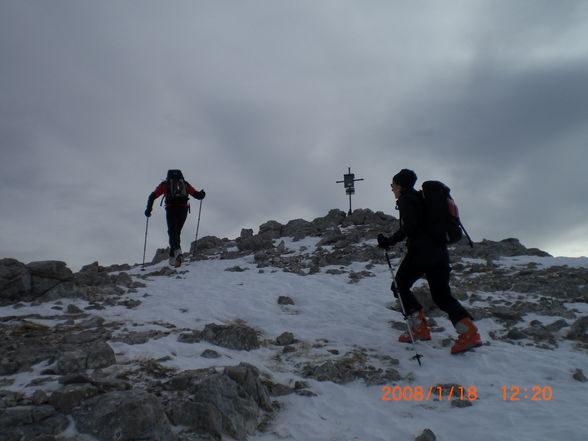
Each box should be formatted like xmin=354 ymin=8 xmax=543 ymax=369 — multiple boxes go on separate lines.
xmin=1 ymin=1 xmax=587 ymax=269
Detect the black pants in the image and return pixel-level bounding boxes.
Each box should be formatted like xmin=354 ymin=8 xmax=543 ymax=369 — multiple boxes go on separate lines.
xmin=394 ymin=255 xmax=471 ymax=325
xmin=166 ymin=206 xmax=189 ymax=255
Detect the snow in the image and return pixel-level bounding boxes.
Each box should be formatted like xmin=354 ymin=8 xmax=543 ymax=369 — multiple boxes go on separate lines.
xmin=1 ymin=248 xmax=587 ymax=441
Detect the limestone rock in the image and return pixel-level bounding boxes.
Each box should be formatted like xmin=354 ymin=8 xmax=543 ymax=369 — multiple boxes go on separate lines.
xmin=73 ymin=390 xmax=176 ymax=441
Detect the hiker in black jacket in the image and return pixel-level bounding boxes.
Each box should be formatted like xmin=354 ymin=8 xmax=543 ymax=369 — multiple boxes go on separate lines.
xmin=377 ymin=169 xmax=482 ymax=354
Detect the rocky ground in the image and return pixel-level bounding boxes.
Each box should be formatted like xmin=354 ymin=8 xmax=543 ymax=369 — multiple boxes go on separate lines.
xmin=1 ymin=209 xmax=586 ymax=441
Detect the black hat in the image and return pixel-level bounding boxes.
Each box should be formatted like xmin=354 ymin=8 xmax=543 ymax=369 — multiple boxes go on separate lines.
xmin=393 ymin=169 xmax=417 ymax=189
xmin=167 ymin=169 xmax=184 ymax=179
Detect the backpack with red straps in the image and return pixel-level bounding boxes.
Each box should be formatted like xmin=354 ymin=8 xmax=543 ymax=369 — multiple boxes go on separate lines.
xmin=164 ymin=169 xmax=189 ymax=205
xmin=420 ymin=181 xmax=473 ymax=247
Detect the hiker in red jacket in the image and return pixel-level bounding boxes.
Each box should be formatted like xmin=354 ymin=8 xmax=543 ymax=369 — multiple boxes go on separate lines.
xmin=145 ymin=169 xmax=205 ymax=266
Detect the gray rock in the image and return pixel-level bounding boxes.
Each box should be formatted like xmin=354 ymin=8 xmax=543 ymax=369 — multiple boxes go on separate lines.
xmin=201 ymin=349 xmax=221 ymax=359
xmin=282 ymin=218 xmax=317 ymax=240
xmin=73 ymin=390 xmax=176 ymax=441
xmin=491 ymin=307 xmax=524 ymax=323
xmin=77 ymin=316 xmax=105 ymax=329
xmin=0 ymin=258 xmax=31 ymax=302
xmin=202 ymin=323 xmax=260 ymax=351
xmin=152 ymin=247 xmax=171 ymax=264
xmin=523 ymin=324 xmax=557 ymax=345
xmin=0 ymin=319 xmax=110 ymax=377
xmin=49 ymin=384 xmax=101 ymax=413
xmin=237 ymin=234 xmax=274 ymax=253
xmin=27 ymin=261 xmax=74 ymax=298
xmin=265 ymin=382 xmax=294 ymax=396
xmin=240 ymin=228 xmax=254 ymax=239
xmin=103 ymin=263 xmax=132 ymax=272
xmin=166 ymin=399 xmax=224 ymax=439
xmin=144 ymin=266 xmax=178 ymax=278
xmin=451 ymin=399 xmax=473 ymax=408
xmin=302 ymin=359 xmax=357 ymax=384
xmin=191 ymin=235 xmax=225 ymax=254
xmin=505 ymin=329 xmax=527 ymax=340
xmin=75 ymin=262 xmax=112 ymax=287
xmin=55 ymin=341 xmax=116 ymax=374
xmin=545 ymin=319 xmax=569 ymax=332
xmin=0 ymin=405 xmax=69 ymax=441
xmin=276 ymin=332 xmax=295 ymax=346
xmin=225 ymin=265 xmax=249 ymax=272
xmin=453 ymin=238 xmax=550 ymax=260
xmin=347 ymin=270 xmax=375 ymax=284
xmin=316 ymin=228 xmax=346 ymax=247
xmin=566 ymin=316 xmax=588 ymax=342
xmin=164 ymin=368 xmax=219 ymax=391
xmin=277 ymin=296 xmax=295 ymax=305
xmin=415 ymin=428 xmax=436 ymax=441
xmin=224 ymin=363 xmax=273 ymax=411
xmin=341 ymin=208 xmax=389 ymax=227
xmin=178 ymin=330 xmax=203 ymax=343
xmin=191 ymin=377 xmax=259 ymax=439
xmin=113 ymin=272 xmax=133 ymax=287
xmin=311 ymin=209 xmax=347 ymax=230
xmin=303 ymin=356 xmax=401 ymax=386
xmin=112 ymin=330 xmax=164 ymax=345
xmin=62 ymin=328 xmax=110 ymax=344
xmin=258 ymin=220 xmax=284 ymax=239
xmin=572 ymin=368 xmax=587 ymax=382
xmin=166 ymin=365 xmax=272 ymax=441
xmin=31 ymin=390 xmax=49 ymax=406
xmin=66 ymin=304 xmax=84 ymax=314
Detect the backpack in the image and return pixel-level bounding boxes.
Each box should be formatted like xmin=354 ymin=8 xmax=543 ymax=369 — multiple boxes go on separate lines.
xmin=164 ymin=169 xmax=189 ymax=205
xmin=420 ymin=181 xmax=473 ymax=247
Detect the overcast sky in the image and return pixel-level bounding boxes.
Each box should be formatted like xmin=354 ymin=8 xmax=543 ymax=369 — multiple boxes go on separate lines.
xmin=1 ymin=0 xmax=587 ymax=271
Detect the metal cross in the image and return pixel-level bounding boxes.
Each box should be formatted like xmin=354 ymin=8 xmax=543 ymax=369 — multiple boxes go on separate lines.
xmin=336 ymin=167 xmax=364 ymax=215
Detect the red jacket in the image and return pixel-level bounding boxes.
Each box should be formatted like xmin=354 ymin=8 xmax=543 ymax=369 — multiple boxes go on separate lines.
xmin=151 ymin=181 xmax=201 ymax=208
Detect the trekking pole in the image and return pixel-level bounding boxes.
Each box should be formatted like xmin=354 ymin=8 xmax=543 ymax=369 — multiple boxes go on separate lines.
xmin=192 ymin=199 xmax=203 ymax=256
xmin=141 ymin=217 xmax=149 ymax=271
xmin=384 ymin=251 xmax=423 ymax=367
xmin=460 ymin=221 xmax=475 ymax=248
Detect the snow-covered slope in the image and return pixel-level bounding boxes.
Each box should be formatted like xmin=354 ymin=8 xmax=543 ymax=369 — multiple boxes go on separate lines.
xmin=1 ymin=231 xmax=587 ymax=441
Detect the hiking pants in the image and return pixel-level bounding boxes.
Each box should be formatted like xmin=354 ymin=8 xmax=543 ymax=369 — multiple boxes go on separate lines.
xmin=165 ymin=206 xmax=189 ymax=255
xmin=394 ymin=256 xmax=471 ymax=325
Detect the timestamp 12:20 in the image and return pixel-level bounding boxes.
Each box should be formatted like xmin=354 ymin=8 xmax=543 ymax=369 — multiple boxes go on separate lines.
xmin=501 ymin=386 xmax=553 ymax=401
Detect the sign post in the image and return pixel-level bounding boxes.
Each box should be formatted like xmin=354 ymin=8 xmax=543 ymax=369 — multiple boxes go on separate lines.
xmin=336 ymin=167 xmax=364 ymax=215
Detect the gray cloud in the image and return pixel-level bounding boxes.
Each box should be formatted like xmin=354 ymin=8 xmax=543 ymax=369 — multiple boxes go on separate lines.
xmin=1 ymin=0 xmax=587 ymax=269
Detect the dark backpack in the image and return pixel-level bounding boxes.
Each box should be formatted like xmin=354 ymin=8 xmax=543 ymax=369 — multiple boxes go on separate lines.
xmin=420 ymin=181 xmax=473 ymax=247
xmin=164 ymin=169 xmax=189 ymax=205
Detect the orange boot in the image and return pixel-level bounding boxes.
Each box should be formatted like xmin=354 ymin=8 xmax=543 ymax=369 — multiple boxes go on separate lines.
xmin=451 ymin=318 xmax=483 ymax=354
xmin=398 ymin=311 xmax=431 ymax=343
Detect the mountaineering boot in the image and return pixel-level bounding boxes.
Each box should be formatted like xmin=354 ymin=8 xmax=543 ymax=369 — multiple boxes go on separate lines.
xmin=174 ymin=248 xmax=182 ymax=268
xmin=398 ymin=311 xmax=431 ymax=343
xmin=451 ymin=318 xmax=483 ymax=354
xmin=168 ymin=248 xmax=177 ymax=266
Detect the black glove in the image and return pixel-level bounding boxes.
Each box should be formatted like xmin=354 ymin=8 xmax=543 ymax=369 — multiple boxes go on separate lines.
xmin=195 ymin=190 xmax=206 ymax=200
xmin=377 ymin=234 xmax=392 ymax=249
xmin=145 ymin=192 xmax=156 ymax=217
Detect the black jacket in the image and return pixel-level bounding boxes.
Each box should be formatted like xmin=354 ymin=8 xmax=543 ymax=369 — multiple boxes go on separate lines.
xmin=389 ymin=188 xmax=448 ymax=266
